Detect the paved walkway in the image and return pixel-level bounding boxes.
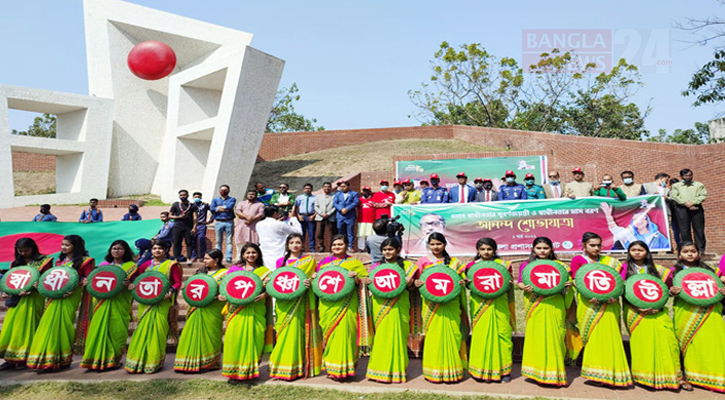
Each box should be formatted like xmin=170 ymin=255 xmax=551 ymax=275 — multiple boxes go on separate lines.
xmin=0 ymin=355 xmax=720 ymax=400
xmin=0 ymin=205 xmax=170 ymax=223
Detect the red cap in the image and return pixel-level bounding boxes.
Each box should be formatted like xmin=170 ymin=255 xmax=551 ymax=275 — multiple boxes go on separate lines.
xmin=572 ymin=167 xmax=583 ymax=173
xmin=483 ymin=178 xmax=492 ymax=182
xmin=525 ymin=173 xmax=535 ymax=179
xmin=473 ymin=177 xmax=484 ymax=182
xmin=505 ymin=170 xmax=516 ymax=177
xmin=456 ymin=171 xmax=467 ymax=178
xmin=336 ymin=180 xmax=343 ymax=185
xmin=393 ymin=180 xmax=402 ymax=185
xmin=430 ymin=173 xmax=439 ymax=179
xmin=403 ymin=179 xmax=413 ymax=185
xmin=379 ymin=179 xmax=389 ymax=185
xmin=362 ymin=186 xmax=371 ymax=191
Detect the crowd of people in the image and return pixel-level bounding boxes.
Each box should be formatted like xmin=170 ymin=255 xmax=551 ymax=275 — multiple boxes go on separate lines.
xmin=2 ymin=230 xmax=725 ymax=393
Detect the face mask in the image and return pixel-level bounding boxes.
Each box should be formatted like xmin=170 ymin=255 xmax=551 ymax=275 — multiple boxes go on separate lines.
xmin=683 ymin=178 xmax=693 ymax=183
xmin=194 ymin=198 xmax=201 ymax=203
xmin=431 ymin=180 xmax=439 ymax=186
xmin=220 ymin=191 xmax=229 ymax=196
xmin=180 ymin=197 xmax=188 ymax=202
xmin=380 ymin=185 xmax=389 ymax=192
xmin=549 ymin=179 xmax=559 ymax=184
xmin=483 ymin=184 xmax=493 ymax=190
xmin=506 ymin=177 xmax=515 ymax=183
xmin=660 ymin=181 xmax=667 ymax=187
xmin=602 ymin=180 xmax=612 ymax=187
xmin=475 ymin=183 xmax=484 ymax=189
xmin=623 ymin=178 xmax=633 ymax=185
xmin=524 ymin=179 xmax=534 ymax=185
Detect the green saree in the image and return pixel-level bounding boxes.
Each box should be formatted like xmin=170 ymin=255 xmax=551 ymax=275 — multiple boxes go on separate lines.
xmin=268 ymin=255 xmax=323 ymax=381
xmin=80 ymin=260 xmax=137 ymax=370
xmin=0 ymin=256 xmax=53 ymax=365
xmin=221 ymin=266 xmax=271 ymax=380
xmin=366 ymin=260 xmax=414 ymax=383
xmin=173 ymin=267 xmax=228 ymax=373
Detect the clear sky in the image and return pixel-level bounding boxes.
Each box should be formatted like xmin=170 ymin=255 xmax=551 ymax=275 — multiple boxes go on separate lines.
xmin=1 ymin=0 xmax=723 ymax=134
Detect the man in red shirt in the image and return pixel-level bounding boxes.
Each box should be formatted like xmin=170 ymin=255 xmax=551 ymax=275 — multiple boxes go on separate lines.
xmin=357 ymin=186 xmax=376 ymax=252
xmin=372 ymin=179 xmax=396 ymax=220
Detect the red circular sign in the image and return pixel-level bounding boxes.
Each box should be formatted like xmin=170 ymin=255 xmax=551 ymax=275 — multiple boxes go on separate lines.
xmin=135 ymin=276 xmax=164 ymax=300
xmin=583 ymin=269 xmax=617 ymax=295
xmin=127 ymin=41 xmax=177 ymax=80
xmin=90 ymin=270 xmax=119 ymax=294
xmin=371 ymin=268 xmax=402 ymax=293
xmin=632 ymin=279 xmax=663 ymax=302
xmin=424 ymin=272 xmax=456 ymax=297
xmin=42 ymin=269 xmax=70 ymax=292
xmin=184 ymin=278 xmax=210 ymax=301
xmin=529 ymin=264 xmax=562 ymax=290
xmin=273 ymin=270 xmax=301 ymax=294
xmin=681 ymin=272 xmax=720 ymax=300
xmin=224 ymin=275 xmax=258 ymax=300
xmin=317 ymin=270 xmax=346 ymax=295
xmin=472 ymin=268 xmax=504 ymax=294
xmin=4 ymin=269 xmax=34 ymax=290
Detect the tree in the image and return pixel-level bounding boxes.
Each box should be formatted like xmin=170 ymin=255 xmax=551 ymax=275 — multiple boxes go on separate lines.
xmin=11 ymin=113 xmax=56 ymax=138
xmin=266 ymin=83 xmax=324 ymax=133
xmin=679 ymin=2 xmax=725 ymax=106
xmin=646 ymin=122 xmax=711 ymax=144
xmin=409 ymin=42 xmax=650 ymax=140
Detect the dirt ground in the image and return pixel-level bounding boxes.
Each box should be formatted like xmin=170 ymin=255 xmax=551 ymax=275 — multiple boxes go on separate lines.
xmin=13 ymin=171 xmax=55 ymax=196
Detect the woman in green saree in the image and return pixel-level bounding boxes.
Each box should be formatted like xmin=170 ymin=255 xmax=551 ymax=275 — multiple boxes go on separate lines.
xmin=570 ymin=232 xmax=632 ymax=388
xmin=0 ymin=238 xmax=54 ymax=370
xmin=125 ymin=240 xmax=183 ymax=374
xmin=365 ymin=237 xmax=414 ymax=383
xmin=81 ymin=240 xmax=137 ymax=371
xmin=315 ymin=234 xmax=370 ymax=380
xmin=517 ymin=237 xmax=570 ymax=387
xmin=173 ymin=249 xmax=228 ymax=373
xmin=268 ymin=233 xmax=322 ymax=381
xmin=221 ymin=242 xmax=271 ymax=381
xmin=622 ymin=240 xmax=689 ymax=391
xmin=27 ymin=235 xmax=95 ymax=371
xmin=414 ymin=232 xmax=467 ymax=383
xmin=464 ymin=237 xmax=514 ymax=383
xmin=670 ymin=241 xmax=725 ymax=393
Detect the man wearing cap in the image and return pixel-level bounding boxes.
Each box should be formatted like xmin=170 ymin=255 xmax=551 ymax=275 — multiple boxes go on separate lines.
xmin=396 ymin=179 xmax=422 ymax=204
xmin=523 ymin=173 xmax=546 ymax=200
xmin=421 ymin=173 xmax=449 ymax=203
xmin=498 ymin=171 xmax=528 ymax=201
xmin=357 ymin=186 xmax=377 ymax=251
xmin=564 ymin=167 xmax=593 ymax=199
xmin=474 ymin=178 xmax=498 ymax=202
xmin=333 ymin=181 xmax=359 ymax=251
xmin=543 ymin=171 xmax=566 ymax=198
xmin=449 ymin=172 xmax=476 ymax=203
xmin=372 ymin=179 xmax=396 ymax=219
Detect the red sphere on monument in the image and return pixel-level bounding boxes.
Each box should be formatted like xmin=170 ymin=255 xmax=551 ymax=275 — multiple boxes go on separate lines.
xmin=127 ymin=41 xmax=177 ymax=80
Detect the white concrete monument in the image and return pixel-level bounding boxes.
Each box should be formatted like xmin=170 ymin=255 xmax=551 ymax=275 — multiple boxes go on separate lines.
xmin=2 ymin=0 xmax=283 ymax=206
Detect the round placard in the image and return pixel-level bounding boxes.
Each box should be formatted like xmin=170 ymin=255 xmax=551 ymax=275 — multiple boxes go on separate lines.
xmin=86 ymin=265 xmax=127 ymax=299
xmin=419 ymin=266 xmax=461 ymax=303
xmin=368 ymin=263 xmax=407 ymax=299
xmin=574 ymin=263 xmax=624 ymax=302
xmin=37 ymin=266 xmax=80 ymax=299
xmin=132 ymin=271 xmax=171 ymax=305
xmin=467 ymin=261 xmax=511 ymax=299
xmin=220 ymin=270 xmax=264 ymax=306
xmin=522 ymin=260 xmax=569 ymax=296
xmin=182 ymin=273 xmax=219 ymax=307
xmin=0 ymin=266 xmax=40 ymax=295
xmin=312 ymin=266 xmax=356 ymax=302
xmin=624 ymin=274 xmax=669 ymax=309
xmin=265 ymin=268 xmax=308 ymax=300
xmin=673 ymin=267 xmax=724 ymax=307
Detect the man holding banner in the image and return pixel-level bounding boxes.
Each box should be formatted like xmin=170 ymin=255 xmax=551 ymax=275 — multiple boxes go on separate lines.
xmin=421 ymin=174 xmax=449 ymax=204
xmin=448 ymin=172 xmax=476 ymax=203
xmin=498 ymin=171 xmax=527 ymax=201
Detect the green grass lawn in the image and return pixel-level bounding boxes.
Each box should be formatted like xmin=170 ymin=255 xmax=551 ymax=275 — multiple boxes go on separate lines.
xmin=0 ymin=380 xmax=544 ymax=400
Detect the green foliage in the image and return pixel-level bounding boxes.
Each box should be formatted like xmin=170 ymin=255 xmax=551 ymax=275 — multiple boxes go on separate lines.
xmin=266 ymin=83 xmax=324 ymax=133
xmin=11 ymin=113 xmax=56 ymax=138
xmin=646 ymin=122 xmax=711 ymax=144
xmin=409 ymin=42 xmax=650 ymax=140
xmin=683 ymin=49 xmax=725 ymax=106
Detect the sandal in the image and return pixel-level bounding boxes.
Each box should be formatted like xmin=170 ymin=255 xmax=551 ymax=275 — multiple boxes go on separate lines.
xmin=680 ymin=379 xmax=693 ymax=391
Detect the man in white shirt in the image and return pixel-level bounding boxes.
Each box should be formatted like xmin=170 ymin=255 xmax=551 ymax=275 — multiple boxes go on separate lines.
xmin=256 ymin=205 xmax=302 ymax=268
